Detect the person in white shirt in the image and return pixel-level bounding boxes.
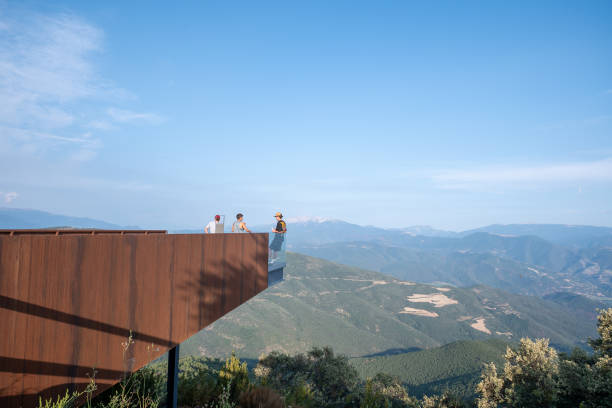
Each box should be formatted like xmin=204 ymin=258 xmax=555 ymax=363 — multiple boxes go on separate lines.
xmin=205 ymin=215 xmax=221 ymax=233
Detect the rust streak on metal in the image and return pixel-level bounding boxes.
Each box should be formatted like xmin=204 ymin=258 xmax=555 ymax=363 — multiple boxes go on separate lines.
xmin=0 ymin=231 xmax=269 ymax=407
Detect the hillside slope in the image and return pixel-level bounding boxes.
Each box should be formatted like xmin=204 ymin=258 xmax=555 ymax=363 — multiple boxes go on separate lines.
xmin=183 ymin=253 xmax=599 ymax=359
xmin=351 ymin=339 xmax=509 ymax=399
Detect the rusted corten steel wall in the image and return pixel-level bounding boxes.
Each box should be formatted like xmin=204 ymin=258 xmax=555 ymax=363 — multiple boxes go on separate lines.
xmin=0 ymin=231 xmax=269 ymax=407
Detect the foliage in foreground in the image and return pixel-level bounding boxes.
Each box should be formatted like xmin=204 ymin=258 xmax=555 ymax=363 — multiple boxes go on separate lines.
xmin=254 ymin=346 xmax=466 ymax=408
xmin=255 ymin=346 xmax=361 ymax=407
xmin=38 ymin=390 xmax=82 ymax=408
xmin=38 ymin=308 xmax=612 ymax=408
xmin=37 ymin=374 xmax=97 ymax=408
xmin=476 ymin=307 xmax=612 ymax=408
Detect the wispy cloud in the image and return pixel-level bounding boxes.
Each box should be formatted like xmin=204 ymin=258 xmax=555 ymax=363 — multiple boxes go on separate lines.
xmin=107 ymin=108 xmax=165 ymax=125
xmin=0 ymin=192 xmax=18 ymax=203
xmin=0 ymin=14 xmax=105 ymax=124
xmin=0 ymin=125 xmax=101 ymax=157
xmin=433 ymin=158 xmax=612 ymax=190
xmin=88 ymin=120 xmax=116 ymax=131
xmin=0 ymin=12 xmax=107 ymax=160
xmin=606 ymin=89 xmax=612 ymax=95
xmin=0 ymin=11 xmax=162 ymax=162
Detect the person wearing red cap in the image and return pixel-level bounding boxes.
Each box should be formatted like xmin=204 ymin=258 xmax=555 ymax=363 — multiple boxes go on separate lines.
xmin=205 ymin=214 xmax=222 ymax=234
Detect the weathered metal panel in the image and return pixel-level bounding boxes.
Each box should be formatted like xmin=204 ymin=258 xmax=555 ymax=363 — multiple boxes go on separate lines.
xmin=0 ymin=231 xmax=268 ymax=407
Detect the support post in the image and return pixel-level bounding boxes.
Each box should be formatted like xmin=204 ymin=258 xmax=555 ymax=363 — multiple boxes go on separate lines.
xmin=167 ymin=345 xmax=179 ymax=408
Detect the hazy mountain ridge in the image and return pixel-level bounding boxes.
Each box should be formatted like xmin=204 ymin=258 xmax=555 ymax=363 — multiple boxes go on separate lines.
xmin=288 ymin=220 xmax=612 ymax=298
xmin=0 ymin=208 xmax=124 ymax=229
xmin=5 ymin=208 xmax=611 ymax=297
xmin=292 ymin=241 xmax=592 ymax=297
xmin=285 ymin=218 xmax=612 ymax=248
xmin=391 ymin=225 xmax=459 ymax=238
xmin=463 ymin=224 xmax=612 ymax=248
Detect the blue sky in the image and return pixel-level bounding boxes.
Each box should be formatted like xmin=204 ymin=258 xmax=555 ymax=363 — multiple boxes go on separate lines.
xmin=1 ymin=0 xmax=611 ymax=230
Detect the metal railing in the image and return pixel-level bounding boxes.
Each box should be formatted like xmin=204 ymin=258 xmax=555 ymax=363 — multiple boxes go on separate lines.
xmin=268 ymin=231 xmax=286 ymax=271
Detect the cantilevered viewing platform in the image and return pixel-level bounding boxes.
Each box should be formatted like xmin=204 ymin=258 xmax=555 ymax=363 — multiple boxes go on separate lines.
xmin=0 ymin=229 xmax=285 ymax=407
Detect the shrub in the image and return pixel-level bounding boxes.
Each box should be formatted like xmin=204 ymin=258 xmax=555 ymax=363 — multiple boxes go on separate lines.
xmin=91 ymin=366 xmax=164 ymax=408
xmin=38 ymin=374 xmax=97 ymax=408
xmin=420 ymin=392 xmax=467 ymax=408
xmin=211 ymin=380 xmax=236 ymax=408
xmin=285 ymin=381 xmax=315 ymax=408
xmin=219 ymin=352 xmax=250 ymax=401
xmin=256 ymin=346 xmax=360 ymax=407
xmin=363 ymin=373 xmax=417 ymax=408
xmin=239 ymin=387 xmax=284 ymax=408
xmin=477 ymin=308 xmax=612 ymax=408
xmin=178 ymin=355 xmax=220 ymax=407
xmin=38 ymin=390 xmax=81 ymax=408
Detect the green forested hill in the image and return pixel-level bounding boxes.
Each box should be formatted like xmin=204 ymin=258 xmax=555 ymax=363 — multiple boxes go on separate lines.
xmin=182 ymin=253 xmax=599 ymax=359
xmin=351 ymin=339 xmax=509 ymax=399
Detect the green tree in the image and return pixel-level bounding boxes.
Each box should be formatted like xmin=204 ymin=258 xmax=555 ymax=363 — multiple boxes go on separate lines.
xmin=477 ymin=308 xmax=612 ymax=408
xmin=362 ymin=378 xmax=388 ymax=408
xmin=555 ymin=348 xmax=595 ymax=408
xmin=219 ymin=352 xmax=250 ymax=401
xmin=589 ymin=308 xmax=612 ymax=356
xmin=476 ymin=338 xmax=558 ymax=408
xmin=255 ymin=346 xmax=360 ymax=407
xmin=475 ymin=363 xmax=503 ymax=408
xmin=364 ymin=373 xmax=416 ymax=408
xmin=557 ymin=308 xmax=612 ymax=408
xmin=177 ymin=355 xmax=220 ymax=407
xmin=307 ymin=347 xmax=359 ymax=405
xmin=502 ymin=338 xmax=558 ymax=407
xmin=420 ymin=391 xmax=466 ymax=408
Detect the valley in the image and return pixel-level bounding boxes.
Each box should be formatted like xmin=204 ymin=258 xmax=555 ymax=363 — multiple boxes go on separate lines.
xmin=182 ymin=252 xmax=602 ymax=359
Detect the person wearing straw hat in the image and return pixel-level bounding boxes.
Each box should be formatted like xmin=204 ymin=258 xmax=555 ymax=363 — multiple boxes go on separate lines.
xmin=269 ymin=212 xmax=287 ymax=262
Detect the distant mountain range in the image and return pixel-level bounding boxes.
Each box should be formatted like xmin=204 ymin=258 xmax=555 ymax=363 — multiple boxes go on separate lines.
xmin=464 ymin=224 xmax=612 ymax=248
xmin=287 ymin=219 xmax=612 ymax=299
xmin=0 ymin=207 xmax=124 ymax=229
xmin=284 ymin=218 xmax=612 ymax=249
xmin=4 ymin=207 xmax=612 ymax=297
xmin=4 ymin=207 xmax=611 ymax=246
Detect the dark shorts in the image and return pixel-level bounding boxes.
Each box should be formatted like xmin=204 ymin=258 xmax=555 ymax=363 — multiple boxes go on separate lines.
xmin=270 ymin=234 xmax=284 ymax=251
